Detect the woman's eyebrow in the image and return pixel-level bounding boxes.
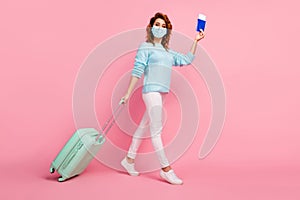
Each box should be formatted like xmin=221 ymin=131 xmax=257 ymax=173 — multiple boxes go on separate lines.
xmin=155 ymin=22 xmax=166 ymax=27
xmin=156 ymin=23 xmax=166 ymax=25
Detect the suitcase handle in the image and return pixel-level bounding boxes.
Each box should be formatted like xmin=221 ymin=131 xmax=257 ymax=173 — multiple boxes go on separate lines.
xmin=95 ymin=99 xmax=125 ymax=141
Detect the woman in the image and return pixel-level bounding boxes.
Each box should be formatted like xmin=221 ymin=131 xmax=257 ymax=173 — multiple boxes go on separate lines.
xmin=120 ymin=12 xmax=205 ymax=185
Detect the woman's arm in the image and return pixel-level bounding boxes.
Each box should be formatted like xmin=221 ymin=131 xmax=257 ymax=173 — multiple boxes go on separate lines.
xmin=190 ymin=30 xmax=205 ymax=55
xmin=121 ymin=76 xmax=139 ymax=104
xmin=172 ymin=30 xmax=205 ymax=66
xmin=121 ymin=43 xmax=148 ymax=104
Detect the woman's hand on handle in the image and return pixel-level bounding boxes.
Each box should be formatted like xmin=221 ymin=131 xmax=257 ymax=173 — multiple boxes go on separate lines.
xmin=121 ymin=93 xmax=130 ymax=104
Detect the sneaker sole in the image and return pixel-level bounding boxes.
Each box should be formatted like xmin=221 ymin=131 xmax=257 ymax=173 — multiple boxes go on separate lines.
xmin=121 ymin=160 xmax=139 ymax=176
xmin=160 ymin=172 xmax=183 ymax=185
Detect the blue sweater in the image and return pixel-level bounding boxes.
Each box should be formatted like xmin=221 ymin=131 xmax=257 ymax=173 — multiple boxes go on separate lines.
xmin=132 ymin=42 xmax=195 ymax=93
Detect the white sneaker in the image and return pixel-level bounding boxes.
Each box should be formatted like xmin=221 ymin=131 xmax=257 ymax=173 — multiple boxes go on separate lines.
xmin=160 ymin=169 xmax=183 ymax=185
xmin=121 ymin=157 xmax=139 ymax=176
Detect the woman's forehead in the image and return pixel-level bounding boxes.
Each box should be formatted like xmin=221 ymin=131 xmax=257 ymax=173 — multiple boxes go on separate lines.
xmin=154 ymin=18 xmax=166 ymax=24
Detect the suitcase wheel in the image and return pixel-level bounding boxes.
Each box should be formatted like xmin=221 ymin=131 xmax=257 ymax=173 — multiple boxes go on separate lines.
xmin=58 ymin=177 xmax=67 ymax=182
xmin=49 ymin=167 xmax=55 ymax=174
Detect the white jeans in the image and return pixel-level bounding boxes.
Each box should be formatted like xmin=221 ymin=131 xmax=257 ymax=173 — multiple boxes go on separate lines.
xmin=127 ymin=92 xmax=170 ymax=168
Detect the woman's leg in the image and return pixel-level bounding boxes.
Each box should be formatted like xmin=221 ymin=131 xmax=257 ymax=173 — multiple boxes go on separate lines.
xmin=127 ymin=111 xmax=149 ymax=161
xmin=121 ymin=102 xmax=150 ymax=176
xmin=143 ymin=92 xmax=183 ymax=185
xmin=142 ymin=92 xmax=170 ymax=168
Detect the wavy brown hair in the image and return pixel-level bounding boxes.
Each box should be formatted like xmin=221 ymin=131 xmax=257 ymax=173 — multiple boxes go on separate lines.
xmin=146 ymin=12 xmax=172 ymax=50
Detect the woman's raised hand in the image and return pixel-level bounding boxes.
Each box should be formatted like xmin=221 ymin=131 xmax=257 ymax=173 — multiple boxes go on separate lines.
xmin=195 ymin=29 xmax=205 ymax=42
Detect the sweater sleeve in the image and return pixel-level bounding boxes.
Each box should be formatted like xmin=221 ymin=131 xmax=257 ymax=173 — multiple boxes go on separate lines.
xmin=132 ymin=43 xmax=149 ymax=78
xmin=170 ymin=50 xmax=195 ymax=67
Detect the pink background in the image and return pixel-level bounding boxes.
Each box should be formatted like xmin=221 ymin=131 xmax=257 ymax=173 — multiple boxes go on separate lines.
xmin=1 ymin=0 xmax=299 ymax=199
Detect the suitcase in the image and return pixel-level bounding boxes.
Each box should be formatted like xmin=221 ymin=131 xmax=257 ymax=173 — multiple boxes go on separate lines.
xmin=50 ymin=101 xmax=124 ymax=182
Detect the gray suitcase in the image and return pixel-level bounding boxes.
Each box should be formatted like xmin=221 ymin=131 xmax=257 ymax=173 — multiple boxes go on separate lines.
xmin=50 ymin=102 xmax=124 ymax=182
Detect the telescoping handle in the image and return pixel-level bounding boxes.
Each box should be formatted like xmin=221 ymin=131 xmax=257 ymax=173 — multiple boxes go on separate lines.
xmin=95 ymin=99 xmax=125 ymax=141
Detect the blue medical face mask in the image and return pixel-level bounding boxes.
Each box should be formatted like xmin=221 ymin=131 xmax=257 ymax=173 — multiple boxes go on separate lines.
xmin=151 ymin=26 xmax=167 ymax=38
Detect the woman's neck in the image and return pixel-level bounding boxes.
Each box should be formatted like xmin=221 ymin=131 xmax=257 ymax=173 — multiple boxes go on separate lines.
xmin=153 ymin=37 xmax=162 ymax=44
